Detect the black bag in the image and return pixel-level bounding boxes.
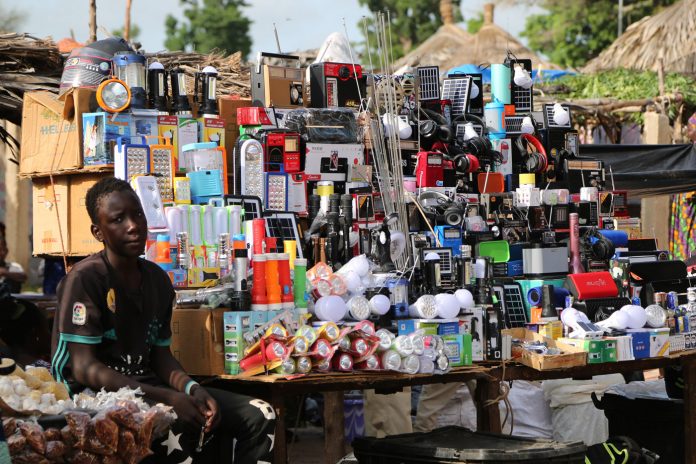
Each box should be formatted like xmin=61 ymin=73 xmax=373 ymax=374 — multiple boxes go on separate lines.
xmin=585 ymin=436 xmax=659 ymax=464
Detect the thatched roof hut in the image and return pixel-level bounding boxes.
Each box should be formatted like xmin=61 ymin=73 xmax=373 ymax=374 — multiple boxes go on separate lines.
xmin=393 ymin=24 xmax=471 ymax=73
xmin=441 ymin=3 xmax=558 ymax=71
xmin=584 ymin=0 xmax=696 ymax=74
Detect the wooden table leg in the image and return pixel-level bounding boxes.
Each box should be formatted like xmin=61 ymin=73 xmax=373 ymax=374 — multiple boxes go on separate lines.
xmin=323 ymin=391 xmax=346 ymax=464
xmin=475 ymin=378 xmax=502 ymax=434
xmin=271 ymin=390 xmax=287 ymax=464
xmin=683 ymin=357 xmax=696 ymax=464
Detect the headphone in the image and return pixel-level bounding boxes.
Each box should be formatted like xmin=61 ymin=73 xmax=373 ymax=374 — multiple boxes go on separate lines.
xmin=452 ymin=153 xmax=480 ymax=174
xmin=419 ymin=108 xmax=453 ymax=144
xmin=417 ymin=190 xmax=467 ymax=227
xmin=515 ymin=133 xmax=548 ymax=173
xmin=587 ymin=228 xmax=616 ymax=261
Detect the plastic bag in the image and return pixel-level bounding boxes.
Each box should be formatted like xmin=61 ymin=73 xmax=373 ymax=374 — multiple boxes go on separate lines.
xmin=283 ymin=108 xmax=359 ymax=143
xmin=18 ymin=421 xmax=46 ymax=454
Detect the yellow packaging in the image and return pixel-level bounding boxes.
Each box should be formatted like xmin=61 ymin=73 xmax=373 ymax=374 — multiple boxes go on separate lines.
xmin=187 ymin=267 xmax=220 ymax=287
xmin=199 ymin=117 xmax=226 ymax=147
xmin=539 ymin=320 xmax=564 ymax=340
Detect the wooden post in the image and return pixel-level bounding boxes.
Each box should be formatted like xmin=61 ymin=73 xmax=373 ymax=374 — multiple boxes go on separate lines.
xmin=124 ymin=0 xmax=132 ymax=41
xmin=271 ymin=390 xmax=288 ymax=464
xmin=88 ymin=0 xmax=97 ymax=44
xmin=323 ymin=391 xmax=346 ymax=464
xmin=475 ymin=378 xmax=502 ymax=433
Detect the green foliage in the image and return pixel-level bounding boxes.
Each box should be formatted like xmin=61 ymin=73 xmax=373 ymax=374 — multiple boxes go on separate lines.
xmin=521 ymin=0 xmax=678 ymax=68
xmin=0 ymin=1 xmax=26 ymax=33
xmin=466 ymin=12 xmax=484 ymax=34
xmin=358 ymin=0 xmax=462 ymax=65
xmin=553 ymin=69 xmax=696 ymax=121
xmin=111 ymin=24 xmax=141 ymax=41
xmin=165 ymin=0 xmax=252 ymax=58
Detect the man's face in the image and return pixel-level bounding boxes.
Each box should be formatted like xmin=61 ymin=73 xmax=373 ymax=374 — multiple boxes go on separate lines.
xmin=91 ymin=190 xmax=148 ymax=258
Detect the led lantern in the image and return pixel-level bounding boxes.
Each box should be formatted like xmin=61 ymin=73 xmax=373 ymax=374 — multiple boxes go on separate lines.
xmin=195 ymin=66 xmax=219 ymax=117
xmin=147 ymin=62 xmax=168 ymax=113
xmin=146 ymin=136 xmax=175 ymax=202
xmin=240 ymin=139 xmax=265 ymax=203
xmin=112 ymin=51 xmax=146 ymax=109
xmin=170 ymin=67 xmax=192 ymax=115
xmin=114 ymin=136 xmax=150 ymax=182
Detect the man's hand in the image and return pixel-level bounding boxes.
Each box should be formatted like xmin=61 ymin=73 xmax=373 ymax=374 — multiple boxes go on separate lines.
xmin=191 ymin=386 xmax=221 ymax=433
xmin=169 ymin=391 xmax=207 ymax=434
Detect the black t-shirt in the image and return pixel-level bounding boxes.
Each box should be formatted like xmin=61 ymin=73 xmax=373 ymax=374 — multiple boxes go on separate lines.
xmin=50 ymin=251 xmax=175 ymax=394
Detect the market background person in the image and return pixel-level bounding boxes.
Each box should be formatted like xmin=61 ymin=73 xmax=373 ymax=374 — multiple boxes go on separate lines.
xmin=50 ymin=177 xmax=276 ymax=463
xmin=0 ymin=223 xmax=27 ymax=294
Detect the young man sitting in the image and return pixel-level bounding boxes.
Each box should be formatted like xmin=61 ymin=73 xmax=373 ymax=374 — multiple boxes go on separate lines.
xmin=51 ymin=177 xmax=276 ymax=463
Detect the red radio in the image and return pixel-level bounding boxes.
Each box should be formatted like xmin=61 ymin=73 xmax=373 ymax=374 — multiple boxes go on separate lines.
xmin=308 ymin=62 xmax=366 ymax=109
xmin=566 ymin=271 xmax=618 ymax=300
xmin=415 ymin=151 xmax=455 ymax=188
xmin=261 ymin=131 xmax=301 ymax=173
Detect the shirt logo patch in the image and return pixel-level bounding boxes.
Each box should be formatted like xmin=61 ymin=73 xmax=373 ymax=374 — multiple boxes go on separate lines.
xmin=72 ymin=302 xmax=87 ymax=326
xmin=106 ymin=288 xmax=116 ymax=313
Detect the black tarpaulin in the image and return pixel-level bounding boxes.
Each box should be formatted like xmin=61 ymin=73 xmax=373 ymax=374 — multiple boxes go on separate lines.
xmin=580 ymin=144 xmax=696 ymax=197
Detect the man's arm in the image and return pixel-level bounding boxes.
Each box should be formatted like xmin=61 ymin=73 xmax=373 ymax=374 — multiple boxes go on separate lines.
xmin=69 ymin=343 xmax=207 ymax=432
xmin=0 ymin=265 xmax=27 ymax=283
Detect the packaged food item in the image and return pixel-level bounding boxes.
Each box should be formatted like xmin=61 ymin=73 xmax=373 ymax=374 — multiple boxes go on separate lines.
xmin=19 ymin=420 xmax=46 ymax=454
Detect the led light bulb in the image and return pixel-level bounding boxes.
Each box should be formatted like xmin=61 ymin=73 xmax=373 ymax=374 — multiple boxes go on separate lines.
xmin=314 ymin=295 xmax=347 ymax=322
xmin=370 ymin=294 xmax=391 ymax=316
xmin=620 ymin=304 xmax=647 ymax=329
xmin=469 ymin=82 xmax=480 ymax=99
xmin=435 ymin=293 xmax=461 ymax=319
xmin=463 ymin=122 xmax=478 ymax=141
xmin=347 ymin=296 xmax=371 ymax=321
xmin=596 ymin=310 xmax=630 ymax=330
xmin=521 ymin=116 xmax=535 ymax=134
xmin=409 ymin=295 xmax=438 ymax=319
xmin=454 ymin=289 xmax=475 ymax=309
xmin=552 ymin=103 xmax=570 ymax=126
xmin=645 ymin=304 xmax=667 ymax=328
xmin=513 ymin=64 xmax=533 ymax=89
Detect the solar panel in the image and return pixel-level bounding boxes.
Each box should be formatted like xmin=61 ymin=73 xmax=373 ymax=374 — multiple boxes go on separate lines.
xmin=544 ymin=103 xmax=572 ymax=129
xmin=493 ymin=282 xmax=528 ymax=328
xmin=263 ymin=211 xmax=303 ymax=258
xmin=441 ymin=77 xmax=472 ymax=117
xmin=417 ymin=66 xmax=440 ymax=101
xmin=421 ymin=247 xmax=453 ymax=283
xmin=455 ymin=123 xmax=484 ymax=139
xmin=224 ymin=195 xmax=263 ymax=220
xmin=505 ymin=58 xmax=533 ymax=113
xmin=504 ymin=116 xmax=525 ymax=135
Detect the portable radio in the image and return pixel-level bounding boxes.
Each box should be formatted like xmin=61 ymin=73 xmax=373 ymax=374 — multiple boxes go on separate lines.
xmin=251 ymin=52 xmax=304 ymax=108
xmin=563 ymin=158 xmax=605 ymax=193
xmin=435 ymin=226 xmax=463 ymax=256
xmin=415 ymin=151 xmax=445 ymax=187
xmin=260 ymin=130 xmax=301 ymax=173
xmin=565 ymin=271 xmax=619 ymax=301
xmin=115 ymin=136 xmax=150 ymax=182
xmin=265 ymin=172 xmax=288 ymax=211
xmin=599 ymin=191 xmax=629 ymax=217
xmin=542 ymin=103 xmax=573 ymax=156
xmin=575 ymin=201 xmax=599 ymax=226
xmin=308 ymin=62 xmax=366 ymax=109
xmin=146 ymin=136 xmax=175 ymax=202
xmin=545 ymin=204 xmax=570 ymax=229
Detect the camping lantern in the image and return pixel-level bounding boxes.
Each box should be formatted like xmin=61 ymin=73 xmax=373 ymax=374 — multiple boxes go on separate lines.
xmin=195 ymin=66 xmax=219 ymax=117
xmin=170 ymin=67 xmax=192 ymax=115
xmin=112 ymin=51 xmax=146 ymax=109
xmin=147 ymin=62 xmax=168 ymax=113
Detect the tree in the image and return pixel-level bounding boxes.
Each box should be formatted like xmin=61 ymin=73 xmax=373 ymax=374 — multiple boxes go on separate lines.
xmin=0 ymin=1 xmax=26 ymax=32
xmin=112 ymin=24 xmax=141 ymax=41
xmin=466 ymin=12 xmax=484 ymax=34
xmin=358 ymin=0 xmax=463 ymax=63
xmin=165 ymin=0 xmax=252 ymax=57
xmin=520 ymin=0 xmax=678 ymax=69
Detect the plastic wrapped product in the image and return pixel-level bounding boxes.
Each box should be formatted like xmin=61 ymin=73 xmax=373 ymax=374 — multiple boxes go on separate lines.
xmin=45 ymin=440 xmax=67 ymax=460
xmin=7 ymin=433 xmax=26 ymax=454
xmin=19 ymin=421 xmax=46 ymax=454
xmin=93 ymin=413 xmax=119 ymax=454
xmin=282 ymin=108 xmax=359 ymax=143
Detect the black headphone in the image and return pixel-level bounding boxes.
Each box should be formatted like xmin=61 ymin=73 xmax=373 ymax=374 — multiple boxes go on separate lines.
xmin=515 ymin=133 xmax=548 ymax=174
xmin=587 ymin=228 xmax=616 ymax=261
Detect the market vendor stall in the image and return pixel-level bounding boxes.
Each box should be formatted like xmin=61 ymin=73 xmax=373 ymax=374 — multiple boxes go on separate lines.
xmin=9 ymin=10 xmax=696 ymax=463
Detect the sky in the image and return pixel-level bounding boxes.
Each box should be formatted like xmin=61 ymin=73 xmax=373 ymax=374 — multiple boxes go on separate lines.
xmin=8 ymin=0 xmax=542 ymax=54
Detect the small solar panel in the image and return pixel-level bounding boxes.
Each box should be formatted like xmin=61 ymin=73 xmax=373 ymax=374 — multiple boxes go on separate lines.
xmin=417 ymin=66 xmax=440 ymax=101
xmin=263 ymin=211 xmax=303 ymax=258
xmin=544 ymin=103 xmax=572 ymax=129
xmin=504 ymin=115 xmax=525 ymax=135
xmin=505 ymin=58 xmax=533 ymax=113
xmin=442 ymin=77 xmax=472 ymax=116
xmin=421 ymin=247 xmax=453 ymax=281
xmin=493 ymin=283 xmax=528 ymax=328
xmin=455 ymin=123 xmax=484 ymax=139
xmin=224 ymin=195 xmax=263 ymax=220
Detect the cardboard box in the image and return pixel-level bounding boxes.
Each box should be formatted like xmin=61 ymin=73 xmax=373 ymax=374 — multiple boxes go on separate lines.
xmin=218 ymin=97 xmax=251 ymax=175
xmin=32 ymin=172 xmax=108 ymax=256
xmin=504 ymin=328 xmax=587 ymax=370
xmin=627 ymin=328 xmax=670 ymax=357
xmin=460 ymin=308 xmax=484 ymax=361
xmin=170 ymin=307 xmax=226 ymax=376
xmin=443 ymin=333 xmax=472 ymax=367
xmin=20 ymin=89 xmax=100 ymax=177
xmin=559 ymin=338 xmax=605 ymax=364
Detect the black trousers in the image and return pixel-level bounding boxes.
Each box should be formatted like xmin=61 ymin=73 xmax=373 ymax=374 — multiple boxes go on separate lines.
xmin=147 ymin=387 xmax=276 ymax=463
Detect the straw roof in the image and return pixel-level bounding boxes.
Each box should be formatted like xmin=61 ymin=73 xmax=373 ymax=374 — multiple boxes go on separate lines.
xmin=393 ymin=24 xmax=471 ymax=72
xmin=442 ymin=4 xmax=558 ymax=71
xmin=584 ymin=0 xmax=696 ymax=74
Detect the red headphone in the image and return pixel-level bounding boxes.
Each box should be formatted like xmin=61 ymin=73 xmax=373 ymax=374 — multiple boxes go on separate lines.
xmin=516 ymin=133 xmax=548 ymax=173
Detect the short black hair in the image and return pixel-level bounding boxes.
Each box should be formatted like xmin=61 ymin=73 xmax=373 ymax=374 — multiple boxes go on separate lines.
xmin=86 ymin=177 xmax=136 ymax=224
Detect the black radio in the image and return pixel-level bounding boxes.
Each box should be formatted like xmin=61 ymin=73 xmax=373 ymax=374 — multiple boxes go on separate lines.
xmin=308 ymin=62 xmax=366 ymax=109
xmin=563 ymin=158 xmax=606 ymax=192
xmin=575 ymin=201 xmax=599 ymax=227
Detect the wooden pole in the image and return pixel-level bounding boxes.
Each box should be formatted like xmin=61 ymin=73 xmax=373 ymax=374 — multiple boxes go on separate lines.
xmin=88 ymin=0 xmax=97 ymax=44
xmin=124 ymin=0 xmax=132 ymax=41
xmin=439 ymin=0 xmax=454 ymax=25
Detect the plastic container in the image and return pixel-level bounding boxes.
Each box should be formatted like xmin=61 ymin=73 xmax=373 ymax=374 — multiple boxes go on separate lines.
xmin=352 ymin=426 xmax=586 ymax=463
xmin=592 ymin=392 xmax=683 ymax=463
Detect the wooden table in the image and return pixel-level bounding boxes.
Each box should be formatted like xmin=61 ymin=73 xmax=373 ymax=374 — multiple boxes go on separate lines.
xmin=205 ymin=350 xmax=696 ymax=464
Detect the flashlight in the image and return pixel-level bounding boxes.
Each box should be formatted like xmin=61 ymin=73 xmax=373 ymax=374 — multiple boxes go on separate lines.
xmin=147 ymin=62 xmax=168 ymax=114
xmin=170 ymin=67 xmax=192 ymax=115
xmin=195 ymin=66 xmax=219 ymax=118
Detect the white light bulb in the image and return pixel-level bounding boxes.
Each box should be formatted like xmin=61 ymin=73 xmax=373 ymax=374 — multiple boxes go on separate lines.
xmin=454 ymin=289 xmax=474 ymax=309
xmin=513 ymin=64 xmax=533 ymax=89
xmin=463 ymin=122 xmax=478 ymax=141
xmin=552 ymin=103 xmax=570 ymax=126
xmin=469 ymin=82 xmax=480 ymax=99
xmin=342 ymin=270 xmax=363 ymax=294
xmin=521 ymin=116 xmax=535 ymax=134
xmin=620 ymin=304 xmax=647 ymax=329
xmin=370 ymin=294 xmax=391 ymax=316
xmin=435 ymin=293 xmax=461 ymax=319
xmin=597 ymin=310 xmax=630 ymax=330
xmin=314 ymin=295 xmax=347 ymax=322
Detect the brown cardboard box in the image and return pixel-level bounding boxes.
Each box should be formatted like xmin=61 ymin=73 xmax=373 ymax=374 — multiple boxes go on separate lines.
xmin=20 ymin=88 xmax=99 ymax=177
xmin=218 ymin=97 xmax=250 ymax=174
xmin=170 ymin=307 xmax=225 ymax=376
xmin=503 ymin=328 xmax=587 ymax=370
xmin=32 ymin=172 xmax=109 ymax=256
